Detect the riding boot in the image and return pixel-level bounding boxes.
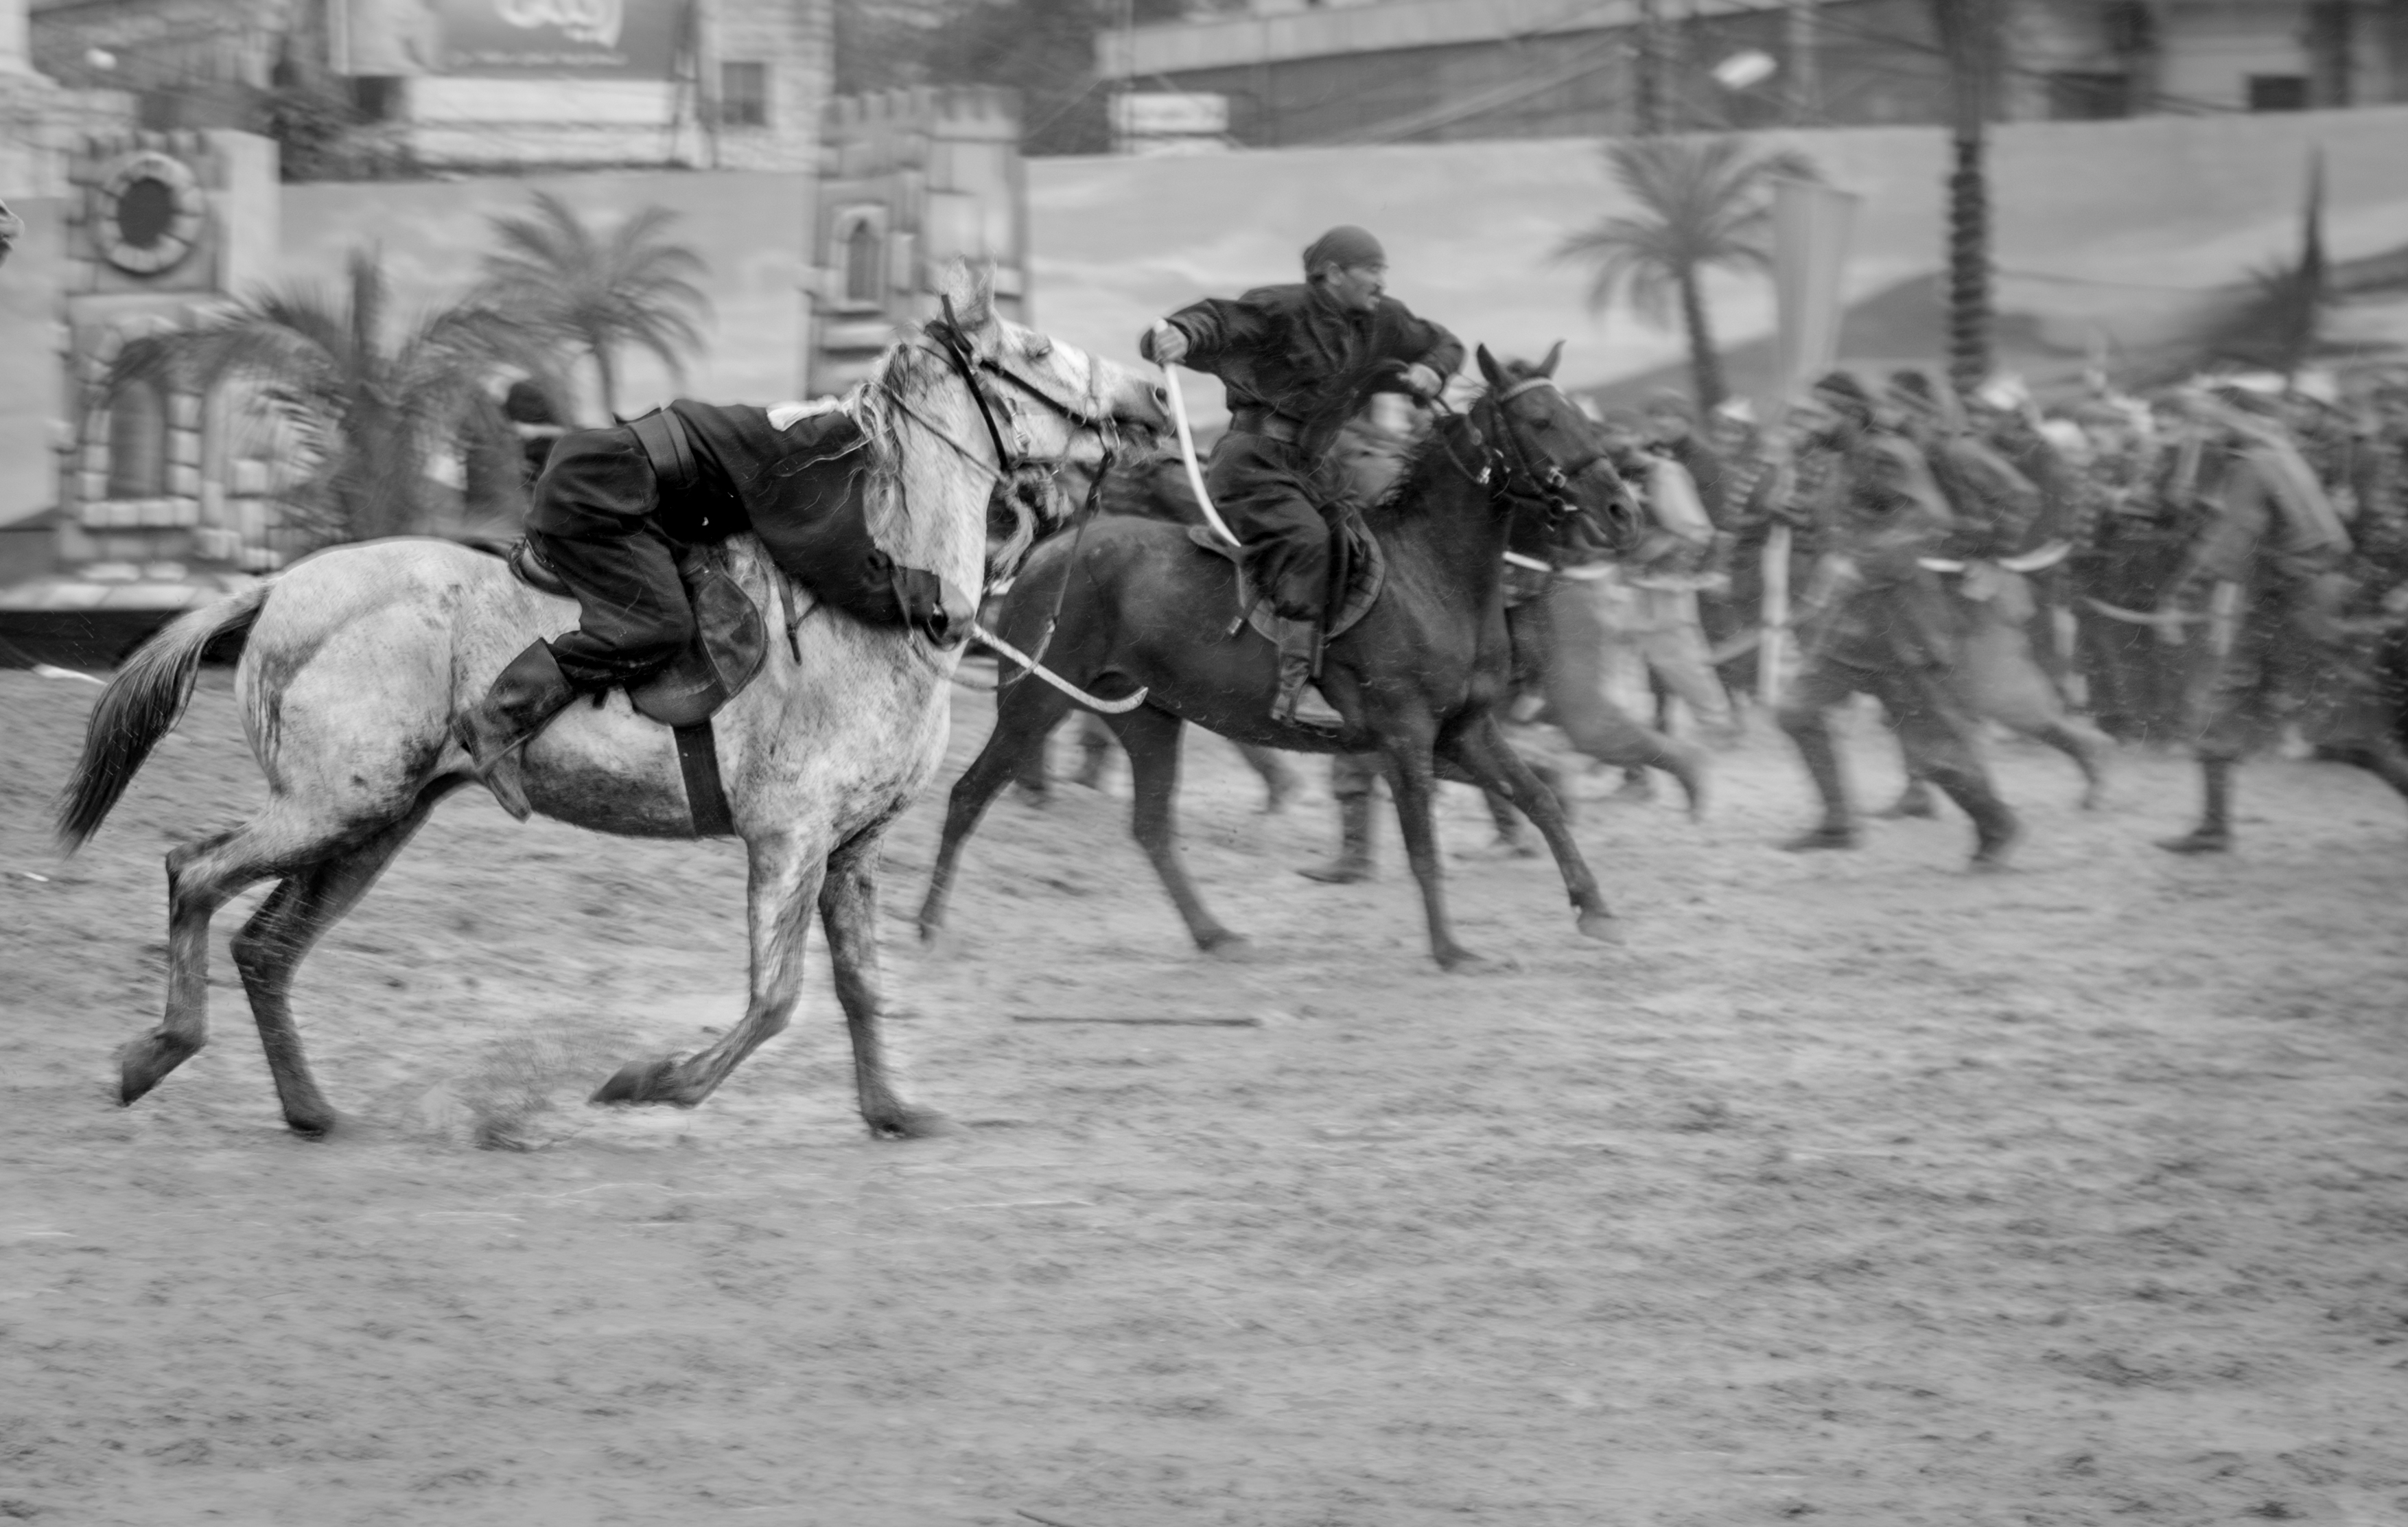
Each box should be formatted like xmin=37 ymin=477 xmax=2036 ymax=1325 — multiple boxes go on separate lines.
xmin=1273 ymin=618 xmax=1344 ymax=727
xmin=1779 ymin=723 xmax=1861 ymax=851
xmin=1928 ymin=765 xmax=2022 ymax=872
xmin=1299 ymin=789 xmax=1376 ymax=883
xmin=2157 ymin=758 xmax=2234 ymax=854
xmin=456 ymin=640 xmax=577 ymax=821
xmin=1875 ymin=777 xmax=1940 ymax=819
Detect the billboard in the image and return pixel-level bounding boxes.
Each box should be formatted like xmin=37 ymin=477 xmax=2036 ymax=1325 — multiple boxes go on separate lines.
xmin=430 ymin=0 xmax=685 ymax=78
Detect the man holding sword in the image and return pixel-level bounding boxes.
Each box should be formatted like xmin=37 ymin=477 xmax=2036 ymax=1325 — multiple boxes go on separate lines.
xmin=1140 ymin=225 xmax=1462 ymax=725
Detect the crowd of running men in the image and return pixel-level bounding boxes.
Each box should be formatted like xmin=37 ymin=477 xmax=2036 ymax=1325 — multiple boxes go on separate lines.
xmin=1569 ymin=366 xmax=2408 ymax=863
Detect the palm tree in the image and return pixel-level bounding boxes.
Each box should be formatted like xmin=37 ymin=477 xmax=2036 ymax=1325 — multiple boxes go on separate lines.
xmin=474 ymin=192 xmax=712 ymax=422
xmin=1931 ymin=0 xmax=1998 ymax=394
xmin=1554 ymin=136 xmax=1819 ymax=412
xmin=111 ymin=249 xmax=528 ymax=546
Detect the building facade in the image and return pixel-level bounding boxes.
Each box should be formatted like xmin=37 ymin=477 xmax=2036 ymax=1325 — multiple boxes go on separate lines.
xmin=806 ymin=85 xmax=1028 ymax=395
xmin=1099 ymin=0 xmax=2408 ymax=148
xmin=29 ymin=0 xmax=832 ymax=175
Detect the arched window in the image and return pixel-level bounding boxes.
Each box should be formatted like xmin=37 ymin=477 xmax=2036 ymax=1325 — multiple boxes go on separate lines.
xmin=843 ymin=218 xmax=882 ymax=305
xmin=106 ymin=380 xmax=170 ymax=500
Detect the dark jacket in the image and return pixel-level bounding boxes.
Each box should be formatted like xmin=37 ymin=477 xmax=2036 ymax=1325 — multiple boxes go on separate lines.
xmin=1144 ymin=282 xmax=1462 ymax=454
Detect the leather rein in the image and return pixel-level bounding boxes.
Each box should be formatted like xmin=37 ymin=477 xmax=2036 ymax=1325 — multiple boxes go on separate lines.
xmin=1429 ymin=375 xmax=1617 ymax=570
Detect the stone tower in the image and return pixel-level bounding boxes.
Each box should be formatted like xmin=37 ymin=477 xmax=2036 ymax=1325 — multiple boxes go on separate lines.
xmin=806 ymin=86 xmax=1027 ymax=397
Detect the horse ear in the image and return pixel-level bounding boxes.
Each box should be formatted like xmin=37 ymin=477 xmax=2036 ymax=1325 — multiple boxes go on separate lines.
xmin=1538 ymin=340 xmax=1564 ymax=378
xmin=1475 ymin=345 xmax=1506 ymax=391
xmin=939 ymin=260 xmax=998 ymax=342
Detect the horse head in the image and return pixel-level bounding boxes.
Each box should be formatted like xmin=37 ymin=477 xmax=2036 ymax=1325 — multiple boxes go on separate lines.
xmin=877 ymin=264 xmax=1169 ymax=596
xmin=1474 ymin=344 xmax=1643 ymax=566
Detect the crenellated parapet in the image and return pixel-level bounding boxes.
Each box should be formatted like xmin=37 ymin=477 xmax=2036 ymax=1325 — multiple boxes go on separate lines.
xmin=806 ymin=86 xmax=1029 ymax=396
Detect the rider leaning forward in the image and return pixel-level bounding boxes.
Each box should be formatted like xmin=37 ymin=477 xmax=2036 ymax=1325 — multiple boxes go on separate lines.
xmin=1141 ymin=225 xmax=1462 ymax=726
xmin=456 ymin=399 xmax=836 ymax=817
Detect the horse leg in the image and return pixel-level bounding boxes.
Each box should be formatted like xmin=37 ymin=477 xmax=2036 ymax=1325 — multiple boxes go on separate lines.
xmin=123 ymin=791 xmax=399 ymax=1119
xmin=1110 ymin=703 xmax=1247 ymax=955
xmin=1375 ymin=723 xmax=1478 ymax=970
xmin=593 ymin=826 xmax=831 ymax=1109
xmin=1237 ymin=741 xmax=1298 ymax=814
xmin=1442 ymin=713 xmax=1619 ymax=944
xmin=917 ymin=679 xmax=1075 ymax=944
xmin=225 ymin=785 xmax=456 ymax=1137
xmin=819 ymin=824 xmax=946 ymax=1139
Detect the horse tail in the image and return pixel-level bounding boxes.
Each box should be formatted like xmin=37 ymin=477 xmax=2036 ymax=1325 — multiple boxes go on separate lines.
xmin=55 ymin=582 xmax=272 ymax=853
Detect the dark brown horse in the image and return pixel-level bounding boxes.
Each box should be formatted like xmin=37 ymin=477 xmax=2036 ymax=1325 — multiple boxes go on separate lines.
xmin=917 ymin=347 xmax=1637 ymax=969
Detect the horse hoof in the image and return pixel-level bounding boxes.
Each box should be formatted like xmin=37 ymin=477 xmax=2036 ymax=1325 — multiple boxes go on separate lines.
xmin=1199 ymin=931 xmax=1256 ymax=962
xmin=917 ymin=920 xmax=957 ymax=958
xmin=591 ymin=1056 xmax=687 ymax=1107
xmin=867 ymin=1106 xmax=953 ymax=1141
xmin=284 ymin=1108 xmax=344 ymax=1141
xmin=1434 ymin=946 xmax=1488 ymax=972
xmin=1576 ymin=910 xmax=1624 ymax=945
xmin=117 ymin=1030 xmax=203 ymax=1106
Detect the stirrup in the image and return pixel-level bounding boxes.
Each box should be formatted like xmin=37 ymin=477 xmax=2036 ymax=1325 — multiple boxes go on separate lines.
xmin=1277 ymin=684 xmax=1344 ymax=728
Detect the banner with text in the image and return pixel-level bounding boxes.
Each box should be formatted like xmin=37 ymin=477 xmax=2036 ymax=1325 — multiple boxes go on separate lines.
xmin=431 ymin=0 xmax=683 ymax=78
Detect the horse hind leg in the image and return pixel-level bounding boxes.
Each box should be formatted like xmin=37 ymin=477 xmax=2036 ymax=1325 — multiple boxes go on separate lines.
xmin=120 ymin=826 xmax=272 ymax=1107
xmin=226 ymin=786 xmax=457 ymax=1136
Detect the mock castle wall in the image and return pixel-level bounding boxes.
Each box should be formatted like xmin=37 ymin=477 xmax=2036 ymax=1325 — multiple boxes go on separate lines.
xmin=806 ymin=86 xmax=1027 ymax=397
xmin=56 ymin=129 xmax=285 ymax=571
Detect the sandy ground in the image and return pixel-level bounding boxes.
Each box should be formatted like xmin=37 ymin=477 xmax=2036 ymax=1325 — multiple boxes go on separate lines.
xmin=3 ymin=662 xmax=2407 ymax=1527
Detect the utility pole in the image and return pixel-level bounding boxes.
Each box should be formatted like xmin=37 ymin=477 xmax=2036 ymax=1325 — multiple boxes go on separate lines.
xmin=1931 ymin=0 xmax=1996 ymax=394
xmin=1636 ymin=0 xmax=1667 ymax=134
xmin=1785 ymin=0 xmax=1821 ymax=124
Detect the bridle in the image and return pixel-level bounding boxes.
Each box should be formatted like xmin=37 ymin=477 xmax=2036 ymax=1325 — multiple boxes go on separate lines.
xmin=913 ymin=296 xmax=1128 ymax=478
xmin=1430 ymin=374 xmax=1627 ymax=568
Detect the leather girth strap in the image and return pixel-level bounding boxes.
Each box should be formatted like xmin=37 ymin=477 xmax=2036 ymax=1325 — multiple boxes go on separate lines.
xmin=673 ymin=721 xmax=735 ymax=837
xmin=629 ymin=406 xmax=700 ymax=494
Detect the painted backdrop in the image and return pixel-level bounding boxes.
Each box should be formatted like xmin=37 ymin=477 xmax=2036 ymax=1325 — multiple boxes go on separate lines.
xmin=1027 ymin=104 xmax=2408 ymax=423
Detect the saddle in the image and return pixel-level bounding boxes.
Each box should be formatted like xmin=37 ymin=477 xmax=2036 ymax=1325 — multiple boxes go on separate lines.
xmin=505 ymin=537 xmax=767 ymax=839
xmin=1185 ymin=513 xmax=1386 ymax=646
xmin=506 ymin=537 xmax=767 ymax=728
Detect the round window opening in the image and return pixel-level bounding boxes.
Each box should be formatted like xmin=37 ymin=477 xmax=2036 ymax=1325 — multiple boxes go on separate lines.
xmin=115 ymin=177 xmax=176 ymax=249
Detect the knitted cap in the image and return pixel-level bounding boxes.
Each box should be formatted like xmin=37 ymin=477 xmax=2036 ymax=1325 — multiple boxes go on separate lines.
xmin=1302 ymin=225 xmax=1386 ymax=272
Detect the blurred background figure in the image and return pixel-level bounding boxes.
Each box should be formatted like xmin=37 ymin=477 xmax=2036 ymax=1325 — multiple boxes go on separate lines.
xmin=504 ymin=378 xmax=570 ymax=492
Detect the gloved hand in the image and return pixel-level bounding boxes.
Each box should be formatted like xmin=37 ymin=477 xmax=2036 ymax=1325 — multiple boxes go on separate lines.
xmin=1402 ymin=362 xmax=1443 ymax=401
xmin=1148 ymin=322 xmax=1189 ymax=367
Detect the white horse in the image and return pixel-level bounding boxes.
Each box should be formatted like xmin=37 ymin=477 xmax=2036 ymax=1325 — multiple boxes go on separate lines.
xmin=56 ymin=266 xmax=1166 ymax=1140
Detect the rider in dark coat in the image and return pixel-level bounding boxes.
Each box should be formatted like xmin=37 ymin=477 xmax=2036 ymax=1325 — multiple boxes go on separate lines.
xmin=455 ymin=399 xmax=851 ymax=818
xmin=1140 ymin=225 xmax=1462 ymax=725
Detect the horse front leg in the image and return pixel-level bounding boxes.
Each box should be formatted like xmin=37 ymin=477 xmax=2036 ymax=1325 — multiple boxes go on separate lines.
xmin=592 ymin=826 xmax=828 ymax=1110
xmin=1377 ymin=723 xmax=1477 ymax=970
xmin=819 ymin=824 xmax=946 ymax=1139
xmin=1110 ymin=703 xmax=1248 ymax=955
xmin=1442 ymin=712 xmax=1620 ymax=945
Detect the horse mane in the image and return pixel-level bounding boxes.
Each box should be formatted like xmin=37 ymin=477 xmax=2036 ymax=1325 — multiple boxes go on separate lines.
xmin=840 ymin=333 xmax=942 ymax=541
xmin=1362 ymin=406 xmax=1486 ymax=532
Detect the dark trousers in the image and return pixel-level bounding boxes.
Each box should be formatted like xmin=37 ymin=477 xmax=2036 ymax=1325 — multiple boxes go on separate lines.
xmin=1206 ymin=431 xmax=1331 ymax=620
xmin=1778 ymin=652 xmax=1995 ymax=821
xmin=526 ymin=427 xmax=692 ymax=691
